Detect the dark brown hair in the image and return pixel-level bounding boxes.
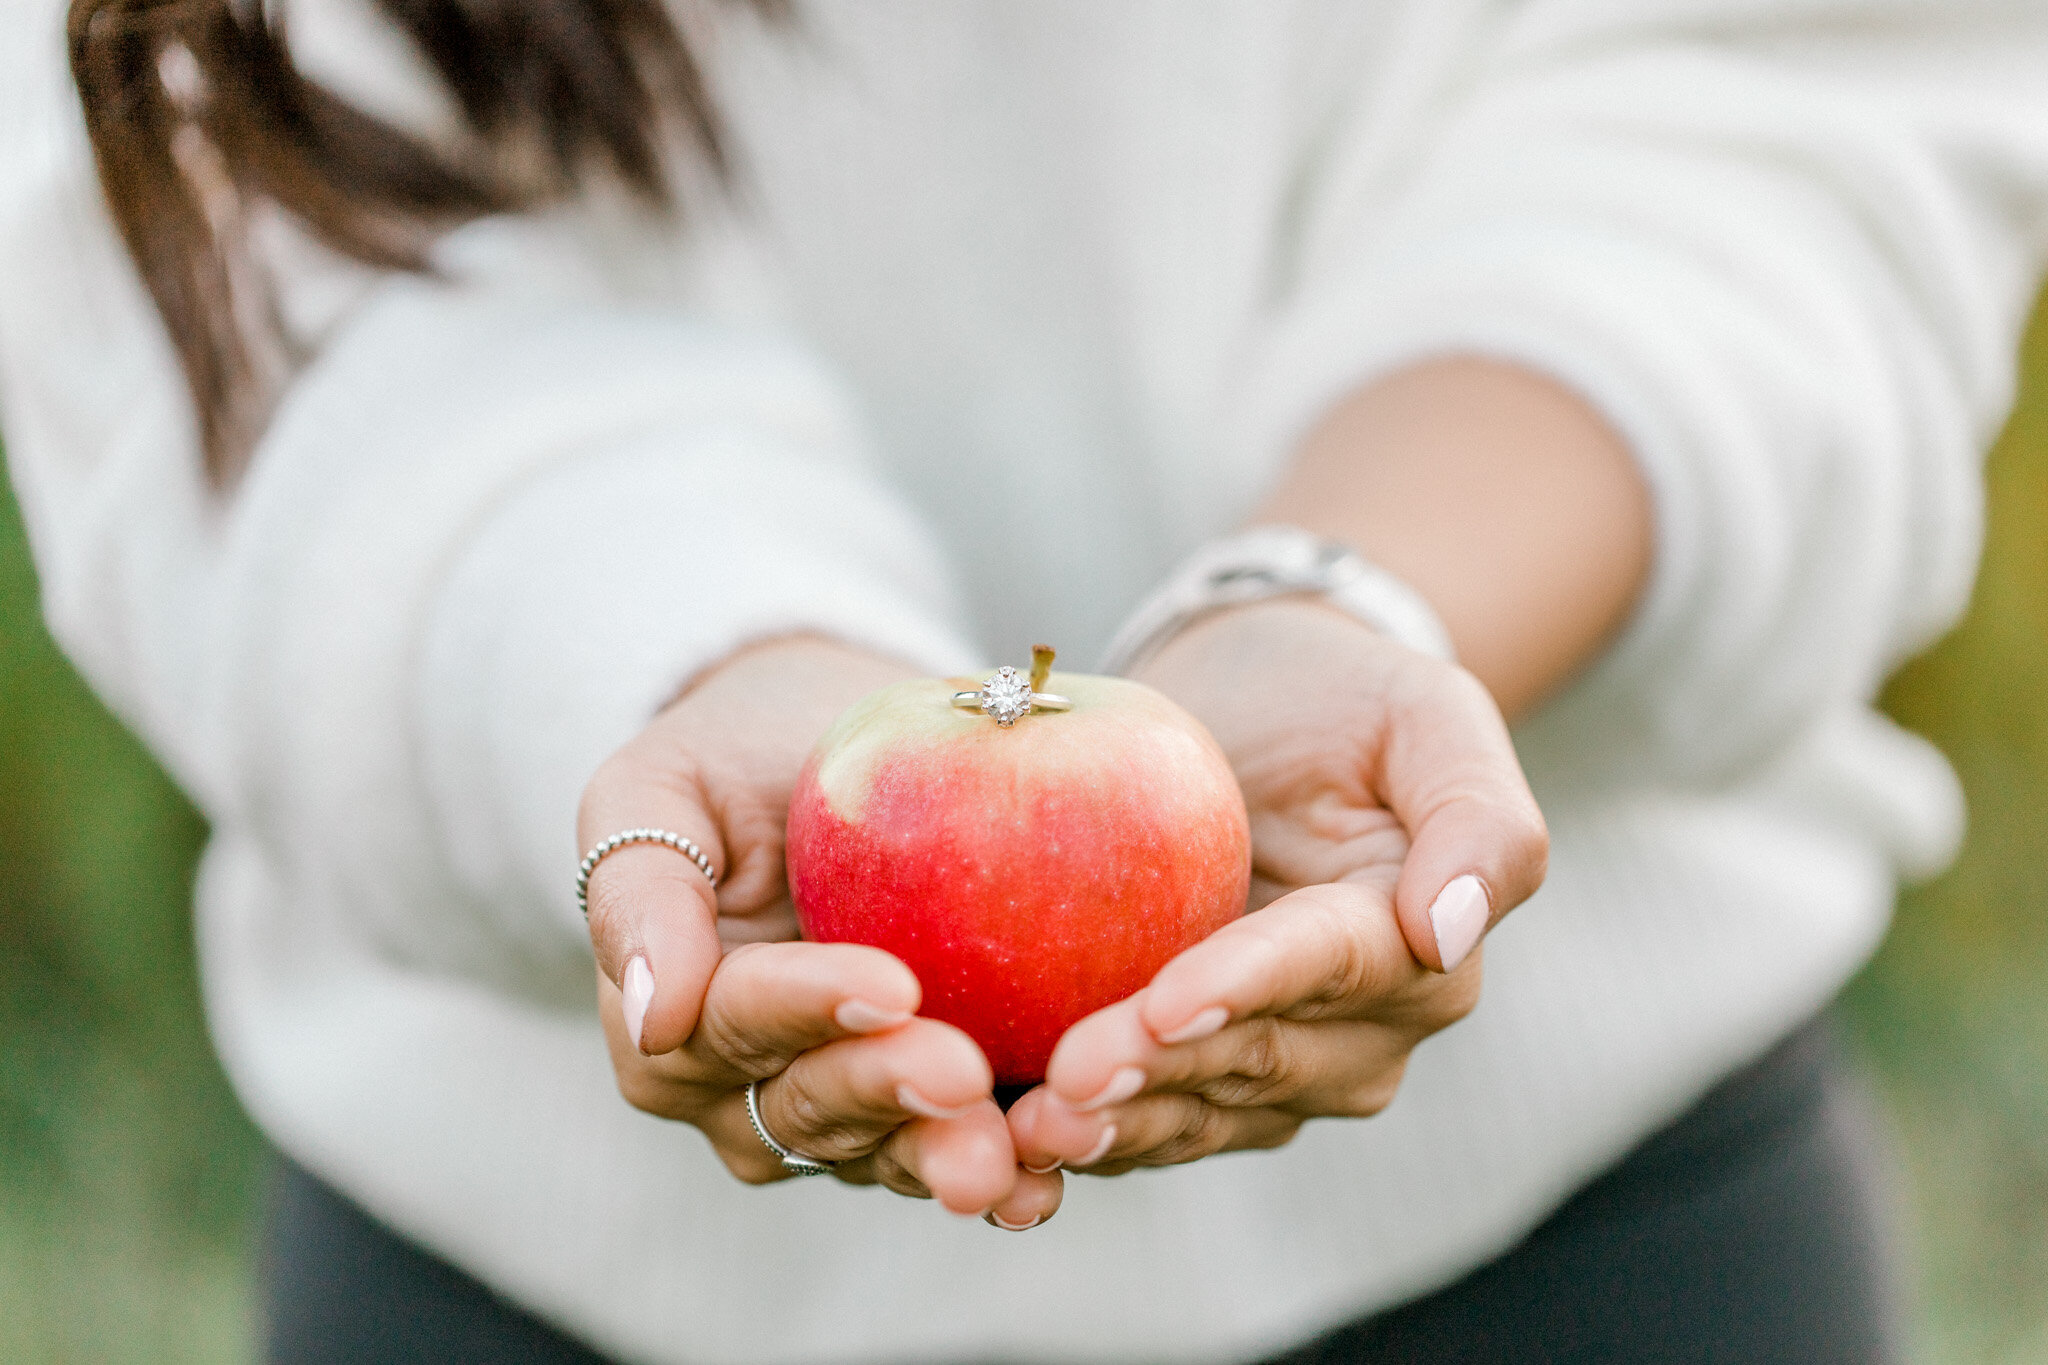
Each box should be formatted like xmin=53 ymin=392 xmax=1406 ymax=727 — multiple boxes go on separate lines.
xmin=68 ymin=0 xmax=746 ymax=484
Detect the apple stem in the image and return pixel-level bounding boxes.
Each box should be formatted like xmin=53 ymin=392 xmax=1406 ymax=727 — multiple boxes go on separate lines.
xmin=1030 ymin=644 xmax=1055 ymax=693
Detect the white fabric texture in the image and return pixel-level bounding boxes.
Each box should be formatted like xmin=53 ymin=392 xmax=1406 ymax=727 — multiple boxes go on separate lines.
xmin=5 ymin=2 xmax=2048 ymax=1362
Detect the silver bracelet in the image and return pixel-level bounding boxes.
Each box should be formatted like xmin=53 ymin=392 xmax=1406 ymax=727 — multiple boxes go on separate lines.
xmin=576 ymin=828 xmax=718 ymax=919
xmin=1096 ymin=524 xmax=1455 ymax=676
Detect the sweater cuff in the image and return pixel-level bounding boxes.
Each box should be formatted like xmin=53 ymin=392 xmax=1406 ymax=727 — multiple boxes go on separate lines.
xmin=1233 ymin=212 xmax=1965 ymax=787
xmin=416 ymin=428 xmax=982 ymax=960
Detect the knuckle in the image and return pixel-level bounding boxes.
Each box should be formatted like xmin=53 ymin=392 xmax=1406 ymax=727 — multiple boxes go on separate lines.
xmin=613 ymin=1055 xmax=693 ymax=1117
xmin=1243 ymin=1116 xmax=1305 ymax=1152
xmin=779 ymin=1075 xmax=832 ymax=1139
xmin=1330 ymin=1061 xmax=1407 ymax=1118
xmin=1152 ymin=1098 xmax=1233 ymax=1165
xmin=1310 ymin=897 xmax=1395 ymax=1010
xmin=616 ymin=1068 xmax=666 ymax=1114
xmin=1408 ymin=963 xmax=1482 ymax=1033
xmin=614 ymin=1061 xmax=714 ymax=1124
xmin=828 ymin=1157 xmax=879 ymax=1188
xmin=771 ymin=1072 xmax=870 ymax=1163
xmin=695 ymin=1005 xmax=785 ymax=1081
xmin=870 ymin=1142 xmax=932 ymax=1200
xmin=1198 ymin=1020 xmax=1300 ymax=1109
xmin=614 ymin=1072 xmax=663 ymax=1113
xmin=719 ymin=1148 xmax=784 ymax=1185
xmin=583 ymin=877 xmax=636 ymax=948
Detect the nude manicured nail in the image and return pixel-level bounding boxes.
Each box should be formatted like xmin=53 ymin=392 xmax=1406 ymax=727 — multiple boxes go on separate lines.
xmin=1429 ymin=875 xmax=1491 ymax=973
xmin=1070 ymin=1125 xmax=1118 ymax=1168
xmin=623 ymin=956 xmax=654 ymax=1054
xmin=1069 ymin=1066 xmax=1145 ymax=1113
xmin=835 ymin=999 xmax=913 ymax=1033
xmin=1155 ymin=1005 xmax=1228 ymax=1045
xmin=988 ymin=1212 xmax=1043 ymax=1231
xmin=896 ymin=1084 xmax=981 ymax=1121
xmin=1022 ymin=1158 xmax=1063 ymax=1175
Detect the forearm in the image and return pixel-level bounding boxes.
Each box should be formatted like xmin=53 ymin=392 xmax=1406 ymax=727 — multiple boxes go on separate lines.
xmin=1255 ymin=358 xmax=1652 ymax=722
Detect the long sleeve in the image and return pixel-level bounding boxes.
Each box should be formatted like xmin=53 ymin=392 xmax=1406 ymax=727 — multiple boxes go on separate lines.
xmin=13 ymin=7 xmax=2048 ymax=1360
xmin=0 ymin=9 xmax=980 ymax=998
xmin=210 ymin=269 xmax=982 ymax=991
xmin=1235 ymin=2 xmax=2048 ymax=809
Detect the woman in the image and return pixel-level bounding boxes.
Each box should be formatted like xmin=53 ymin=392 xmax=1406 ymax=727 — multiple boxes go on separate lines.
xmin=4 ymin=1 xmax=2045 ymax=1360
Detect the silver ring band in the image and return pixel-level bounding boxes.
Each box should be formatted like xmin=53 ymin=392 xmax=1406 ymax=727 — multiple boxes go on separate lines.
xmin=576 ymin=827 xmax=717 ymax=919
xmin=745 ymin=1078 xmax=836 ymax=1177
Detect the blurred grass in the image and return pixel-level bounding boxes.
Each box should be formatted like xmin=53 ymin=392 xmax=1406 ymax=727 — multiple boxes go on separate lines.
xmin=0 ymin=463 xmax=259 ymax=1358
xmin=2 ymin=304 xmax=2048 ymax=1362
xmin=1843 ymin=296 xmax=2048 ymax=1364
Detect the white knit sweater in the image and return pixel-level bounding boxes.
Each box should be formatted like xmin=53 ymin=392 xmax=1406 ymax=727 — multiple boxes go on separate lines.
xmin=6 ymin=3 xmax=2048 ymax=1361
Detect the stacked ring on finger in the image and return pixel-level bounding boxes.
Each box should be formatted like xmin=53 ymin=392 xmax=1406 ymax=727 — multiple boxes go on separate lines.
xmin=576 ymin=827 xmax=718 ymax=919
xmin=745 ymin=1078 xmax=837 ymax=1177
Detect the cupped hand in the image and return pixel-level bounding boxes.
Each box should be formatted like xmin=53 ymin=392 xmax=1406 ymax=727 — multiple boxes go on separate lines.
xmin=1008 ymin=598 xmax=1547 ymax=1175
xmin=580 ymin=636 xmax=1061 ymax=1229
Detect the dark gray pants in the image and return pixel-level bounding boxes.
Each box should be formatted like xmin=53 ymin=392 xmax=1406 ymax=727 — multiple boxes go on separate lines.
xmin=262 ymin=1018 xmax=1905 ymax=1364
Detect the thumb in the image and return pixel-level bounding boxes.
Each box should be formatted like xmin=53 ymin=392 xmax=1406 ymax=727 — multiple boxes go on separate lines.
xmin=578 ymin=743 xmax=725 ymax=1055
xmin=1380 ymin=663 xmax=1548 ymax=973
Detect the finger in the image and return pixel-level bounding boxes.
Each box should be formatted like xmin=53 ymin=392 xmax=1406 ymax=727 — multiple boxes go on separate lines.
xmin=1023 ymin=1016 xmax=1415 ymax=1168
xmin=1380 ymin=663 xmax=1548 ymax=972
xmin=686 ymin=940 xmax=922 ymax=1086
xmin=579 ymin=746 xmax=727 ymax=1056
xmin=985 ymin=1166 xmax=1063 ymax=1232
xmin=869 ymin=1106 xmax=1019 ymax=1215
xmin=756 ymin=1018 xmax=994 ymax=1164
xmin=1129 ymin=881 xmax=1420 ymax=1060
xmin=1010 ymin=1087 xmax=1299 ymax=1174
xmin=1134 ymin=1016 xmax=1416 ymax=1116
xmin=1008 ymin=1084 xmax=1120 ymax=1173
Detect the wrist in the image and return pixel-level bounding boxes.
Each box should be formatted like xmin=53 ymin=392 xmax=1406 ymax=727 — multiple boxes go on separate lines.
xmin=1100 ymin=524 xmax=1454 ymax=680
xmin=1131 ymin=596 xmax=1406 ymax=759
xmin=1136 ymin=595 xmax=1368 ymax=684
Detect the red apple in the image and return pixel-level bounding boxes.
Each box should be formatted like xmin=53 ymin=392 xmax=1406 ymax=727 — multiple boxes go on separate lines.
xmin=785 ymin=658 xmax=1251 ymax=1085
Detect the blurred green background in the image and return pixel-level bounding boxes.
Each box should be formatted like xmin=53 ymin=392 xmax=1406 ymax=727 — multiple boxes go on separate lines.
xmin=3 ymin=311 xmax=2047 ymax=1363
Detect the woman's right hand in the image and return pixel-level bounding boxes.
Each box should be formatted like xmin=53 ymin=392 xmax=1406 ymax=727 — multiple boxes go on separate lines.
xmin=578 ymin=636 xmax=1062 ymax=1230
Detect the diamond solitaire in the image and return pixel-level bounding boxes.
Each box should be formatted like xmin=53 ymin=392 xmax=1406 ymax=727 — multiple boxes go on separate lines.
xmin=979 ymin=667 xmax=1034 ymax=726
xmin=950 ymin=645 xmax=1074 ymax=727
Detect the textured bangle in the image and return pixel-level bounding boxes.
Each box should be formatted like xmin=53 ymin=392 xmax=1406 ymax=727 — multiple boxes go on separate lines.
xmin=1096 ymin=524 xmax=1455 ymax=676
xmin=576 ymin=828 xmax=718 ymax=919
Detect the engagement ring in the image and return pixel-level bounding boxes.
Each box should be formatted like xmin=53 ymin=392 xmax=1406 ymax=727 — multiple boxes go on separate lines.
xmin=952 ymin=648 xmax=1072 ymax=728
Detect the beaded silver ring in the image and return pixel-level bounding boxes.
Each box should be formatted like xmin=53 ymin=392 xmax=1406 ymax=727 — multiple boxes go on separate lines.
xmin=576 ymin=827 xmax=717 ymax=919
xmin=745 ymin=1078 xmax=837 ymax=1177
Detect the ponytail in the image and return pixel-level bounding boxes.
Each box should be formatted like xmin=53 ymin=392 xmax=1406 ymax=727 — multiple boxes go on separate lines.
xmin=68 ymin=0 xmax=746 ymax=483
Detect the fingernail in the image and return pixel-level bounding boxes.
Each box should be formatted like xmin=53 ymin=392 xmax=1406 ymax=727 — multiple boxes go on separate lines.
xmin=987 ymin=1212 xmax=1043 ymax=1231
xmin=1022 ymin=1158 xmax=1063 ymax=1175
xmin=1068 ymin=1066 xmax=1145 ymax=1113
xmin=835 ymin=999 xmax=913 ymax=1033
xmin=623 ymin=956 xmax=654 ymax=1054
xmin=1155 ymin=1005 xmax=1228 ymax=1046
xmin=1069 ymin=1125 xmax=1117 ymax=1168
xmin=896 ymin=1084 xmax=981 ymax=1121
xmin=1429 ymin=875 xmax=1491 ymax=973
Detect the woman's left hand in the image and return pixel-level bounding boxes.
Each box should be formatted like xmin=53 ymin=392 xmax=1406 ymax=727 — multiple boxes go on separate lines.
xmin=1006 ymin=597 xmax=1548 ymax=1174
